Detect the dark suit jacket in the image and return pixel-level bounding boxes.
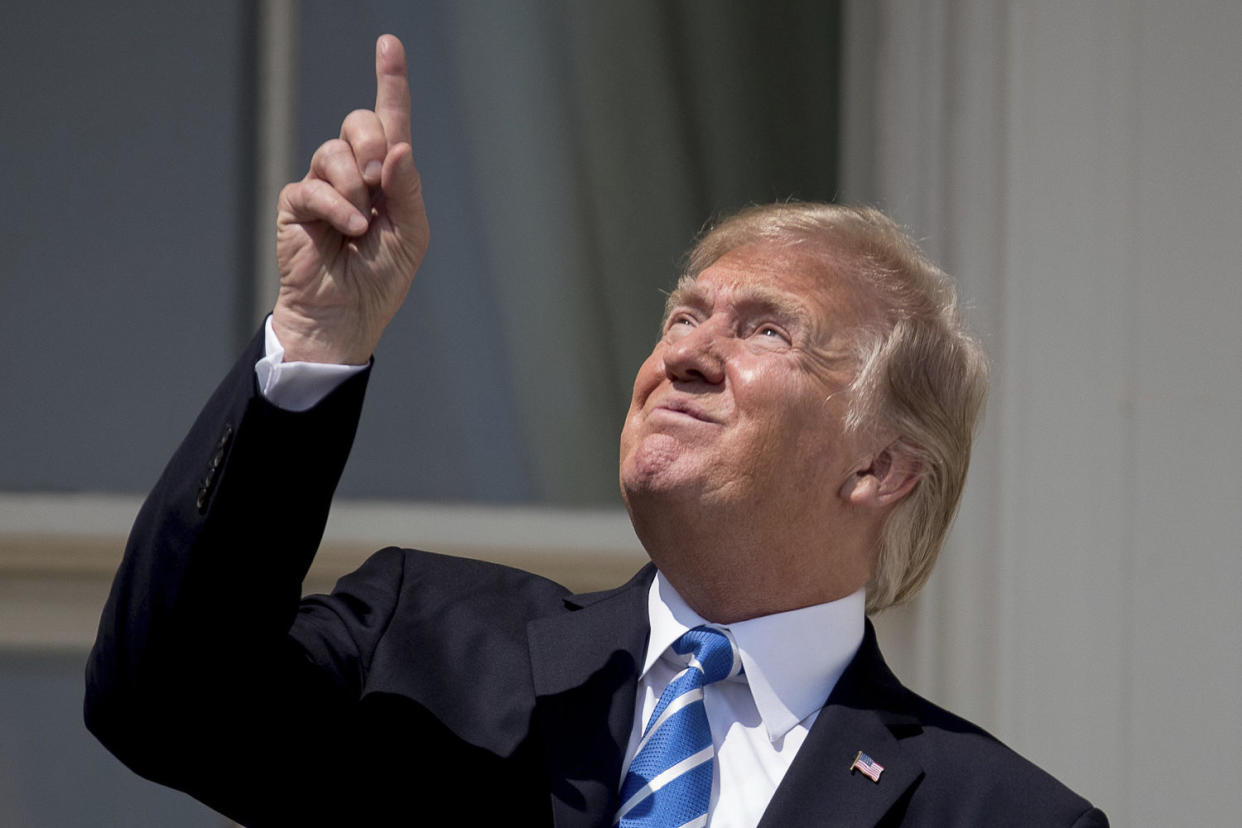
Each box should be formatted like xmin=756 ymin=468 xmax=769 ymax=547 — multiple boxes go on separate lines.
xmin=85 ymin=330 xmax=1108 ymax=827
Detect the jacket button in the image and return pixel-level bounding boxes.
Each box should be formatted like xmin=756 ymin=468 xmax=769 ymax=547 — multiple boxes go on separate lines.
xmin=197 ymin=423 xmax=233 ymax=513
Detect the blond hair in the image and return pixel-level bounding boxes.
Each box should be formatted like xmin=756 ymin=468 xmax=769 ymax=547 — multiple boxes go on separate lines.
xmin=683 ymin=203 xmax=989 ymax=614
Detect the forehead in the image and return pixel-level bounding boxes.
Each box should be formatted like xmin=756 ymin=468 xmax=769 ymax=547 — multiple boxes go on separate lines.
xmin=668 ymin=241 xmax=874 ymax=325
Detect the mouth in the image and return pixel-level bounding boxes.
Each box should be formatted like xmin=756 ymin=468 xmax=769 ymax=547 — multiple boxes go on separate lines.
xmin=652 ymin=397 xmax=722 ymax=425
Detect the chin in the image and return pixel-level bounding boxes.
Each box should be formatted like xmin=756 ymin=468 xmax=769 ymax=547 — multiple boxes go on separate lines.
xmin=620 ymin=438 xmax=704 ymax=502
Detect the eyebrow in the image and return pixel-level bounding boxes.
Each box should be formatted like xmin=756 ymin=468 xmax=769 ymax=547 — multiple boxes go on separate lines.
xmin=662 ymin=277 xmax=704 ymax=320
xmin=663 ymin=276 xmax=813 ymax=330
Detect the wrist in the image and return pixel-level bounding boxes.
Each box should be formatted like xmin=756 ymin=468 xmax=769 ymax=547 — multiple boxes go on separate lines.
xmin=270 ymin=307 xmax=373 ymax=365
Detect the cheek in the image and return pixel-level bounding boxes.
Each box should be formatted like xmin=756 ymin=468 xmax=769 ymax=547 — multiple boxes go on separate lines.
xmin=732 ymin=362 xmax=761 ymax=386
xmin=736 ymin=367 xmax=837 ymax=453
xmin=729 ymin=366 xmax=798 ymax=457
xmin=629 ymin=350 xmax=665 ymax=409
xmin=730 ymin=359 xmax=801 ymax=417
xmin=620 ymin=350 xmax=665 ymax=453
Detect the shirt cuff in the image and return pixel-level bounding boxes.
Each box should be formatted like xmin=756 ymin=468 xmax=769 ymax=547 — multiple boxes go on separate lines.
xmin=254 ymin=316 xmax=368 ymax=412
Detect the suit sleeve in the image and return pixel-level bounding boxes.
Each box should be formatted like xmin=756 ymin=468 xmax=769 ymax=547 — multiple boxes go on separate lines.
xmin=1071 ymin=806 xmax=1110 ymax=827
xmin=84 ymin=327 xmax=388 ymax=825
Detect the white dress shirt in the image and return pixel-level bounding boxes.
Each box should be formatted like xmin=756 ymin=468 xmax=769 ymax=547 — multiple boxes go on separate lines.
xmin=626 ymin=574 xmax=864 ymax=827
xmin=255 ymin=320 xmax=868 ymax=825
xmin=255 ymin=317 xmax=367 ymax=412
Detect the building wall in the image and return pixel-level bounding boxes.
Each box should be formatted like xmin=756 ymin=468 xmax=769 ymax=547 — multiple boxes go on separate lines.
xmin=845 ymin=2 xmax=1242 ymax=823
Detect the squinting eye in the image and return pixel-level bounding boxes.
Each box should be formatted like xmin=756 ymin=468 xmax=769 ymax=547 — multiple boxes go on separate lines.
xmin=750 ymin=324 xmax=792 ymax=346
xmin=664 ymin=314 xmax=695 ymax=338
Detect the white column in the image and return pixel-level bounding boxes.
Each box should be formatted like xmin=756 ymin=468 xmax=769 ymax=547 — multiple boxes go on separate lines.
xmin=843 ymin=2 xmax=1242 ymax=823
xmin=993 ymin=2 xmax=1134 ymax=811
xmin=253 ymin=0 xmax=299 ymax=321
xmin=1120 ymin=3 xmax=1242 ymax=824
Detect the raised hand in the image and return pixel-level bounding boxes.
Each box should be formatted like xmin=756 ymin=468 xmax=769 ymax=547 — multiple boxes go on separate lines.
xmin=272 ymin=34 xmax=429 ymax=364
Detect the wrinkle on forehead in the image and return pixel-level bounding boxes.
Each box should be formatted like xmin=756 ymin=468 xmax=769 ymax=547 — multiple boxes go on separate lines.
xmin=673 ymin=242 xmax=879 ymax=316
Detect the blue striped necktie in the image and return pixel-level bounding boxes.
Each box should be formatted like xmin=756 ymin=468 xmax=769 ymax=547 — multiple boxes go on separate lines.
xmin=615 ymin=626 xmax=743 ymax=827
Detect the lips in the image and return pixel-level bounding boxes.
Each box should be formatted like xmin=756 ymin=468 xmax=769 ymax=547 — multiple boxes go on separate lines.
xmin=652 ymin=397 xmax=722 ymax=425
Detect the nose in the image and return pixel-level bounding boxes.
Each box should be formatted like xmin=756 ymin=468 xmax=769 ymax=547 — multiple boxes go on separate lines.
xmin=662 ymin=322 xmax=726 ymax=385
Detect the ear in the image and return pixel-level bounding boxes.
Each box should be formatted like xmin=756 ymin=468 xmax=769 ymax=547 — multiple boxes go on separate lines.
xmin=840 ymin=442 xmax=923 ymax=509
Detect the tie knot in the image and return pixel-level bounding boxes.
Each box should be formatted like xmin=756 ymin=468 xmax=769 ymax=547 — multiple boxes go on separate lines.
xmin=673 ymin=626 xmax=741 ymax=686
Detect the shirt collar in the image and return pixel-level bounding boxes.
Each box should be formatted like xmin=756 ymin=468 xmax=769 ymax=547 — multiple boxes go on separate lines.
xmin=645 ymin=571 xmax=865 ymax=743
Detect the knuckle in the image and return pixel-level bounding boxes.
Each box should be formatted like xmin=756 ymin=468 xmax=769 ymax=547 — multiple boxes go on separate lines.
xmin=323 ymin=138 xmax=352 ymax=159
xmin=308 ymin=180 xmax=342 ymax=211
xmin=300 ymin=180 xmax=326 ymax=209
xmin=342 ymin=111 xmax=387 ymax=153
xmin=343 ymin=108 xmax=375 ymax=127
xmin=313 ymin=139 xmax=350 ymax=166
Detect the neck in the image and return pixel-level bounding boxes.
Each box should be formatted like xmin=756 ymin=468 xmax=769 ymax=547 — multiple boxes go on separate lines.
xmin=626 ymin=493 xmax=877 ymax=623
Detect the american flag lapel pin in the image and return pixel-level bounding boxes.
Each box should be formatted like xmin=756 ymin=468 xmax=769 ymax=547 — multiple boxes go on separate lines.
xmin=849 ymin=750 xmax=884 ymax=783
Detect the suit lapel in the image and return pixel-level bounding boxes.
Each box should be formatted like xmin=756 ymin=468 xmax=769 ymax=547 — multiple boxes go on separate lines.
xmin=758 ymin=622 xmax=925 ymax=828
xmin=527 ymin=565 xmax=656 ymax=828
xmin=528 ymin=583 xmax=926 ymax=827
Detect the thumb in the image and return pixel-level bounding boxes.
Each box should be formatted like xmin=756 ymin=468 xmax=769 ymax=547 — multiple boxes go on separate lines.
xmin=380 ymin=142 xmax=427 ymax=231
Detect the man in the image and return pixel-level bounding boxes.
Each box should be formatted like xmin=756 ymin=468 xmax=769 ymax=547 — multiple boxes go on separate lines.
xmin=86 ymin=35 xmax=1107 ymax=826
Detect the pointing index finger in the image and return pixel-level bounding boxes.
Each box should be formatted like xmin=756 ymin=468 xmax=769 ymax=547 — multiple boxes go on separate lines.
xmin=374 ymin=34 xmax=411 ymax=149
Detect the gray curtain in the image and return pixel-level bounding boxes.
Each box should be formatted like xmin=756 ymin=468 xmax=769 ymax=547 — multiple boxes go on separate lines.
xmin=0 ymin=0 xmax=840 ymax=506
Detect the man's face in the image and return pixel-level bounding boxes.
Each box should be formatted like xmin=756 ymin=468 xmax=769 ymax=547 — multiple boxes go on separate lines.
xmin=619 ymin=241 xmax=877 ymax=521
